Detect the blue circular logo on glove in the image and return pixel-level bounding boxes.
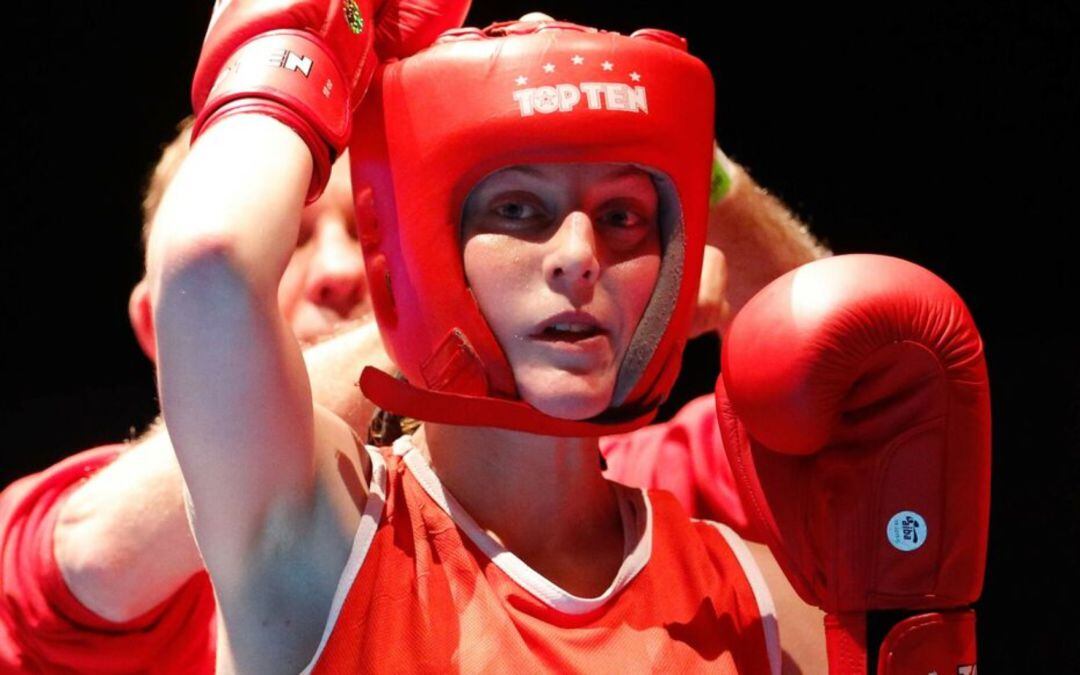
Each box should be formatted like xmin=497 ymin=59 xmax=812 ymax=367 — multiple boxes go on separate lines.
xmin=886 ymin=510 xmax=927 ymax=552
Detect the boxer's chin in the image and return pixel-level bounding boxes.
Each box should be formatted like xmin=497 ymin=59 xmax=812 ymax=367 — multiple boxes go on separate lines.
xmin=513 ymin=363 xmax=615 ymax=421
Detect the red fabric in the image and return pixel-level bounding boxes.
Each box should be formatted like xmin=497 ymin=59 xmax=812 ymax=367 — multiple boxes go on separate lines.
xmin=0 ymin=447 xmax=216 ymax=674
xmin=310 ymin=446 xmax=774 ymax=673
xmin=601 ymin=393 xmax=754 ymax=541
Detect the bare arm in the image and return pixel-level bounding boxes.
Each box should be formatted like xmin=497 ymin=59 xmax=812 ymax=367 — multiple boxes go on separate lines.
xmin=53 ymin=319 xmax=389 ymax=622
xmin=692 ymin=146 xmax=833 ymax=338
xmin=146 ymin=116 xmax=376 ymax=671
xmin=52 ymin=428 xmax=199 ymax=623
xmin=146 ymin=115 xmax=361 ymax=588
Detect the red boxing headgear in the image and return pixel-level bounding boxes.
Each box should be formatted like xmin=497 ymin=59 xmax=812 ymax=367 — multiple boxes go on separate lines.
xmin=351 ymin=20 xmax=715 ymax=436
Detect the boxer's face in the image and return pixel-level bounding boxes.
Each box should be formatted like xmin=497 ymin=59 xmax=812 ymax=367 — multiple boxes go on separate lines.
xmin=278 ymin=155 xmax=370 ymax=345
xmin=462 ymin=163 xmax=661 ymax=419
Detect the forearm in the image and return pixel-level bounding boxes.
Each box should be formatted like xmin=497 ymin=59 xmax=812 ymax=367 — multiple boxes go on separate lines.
xmin=147 ymin=115 xmax=311 ymax=303
xmin=709 ymin=159 xmax=831 ymax=333
xmin=53 ymin=429 xmax=202 ymax=623
xmin=149 ymin=114 xmax=320 ymax=573
xmin=303 ymin=319 xmax=393 ymax=432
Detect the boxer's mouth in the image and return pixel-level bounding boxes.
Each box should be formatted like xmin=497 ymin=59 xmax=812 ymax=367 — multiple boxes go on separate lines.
xmin=531 ymin=312 xmax=607 ymax=342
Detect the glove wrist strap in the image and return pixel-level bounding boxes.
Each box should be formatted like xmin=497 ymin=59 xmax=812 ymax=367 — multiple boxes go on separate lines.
xmin=192 ymin=30 xmax=350 ymax=202
xmin=825 ymin=612 xmax=869 ymax=675
xmin=823 ymin=610 xmax=979 ymax=675
xmin=876 ymin=610 xmax=978 ymax=675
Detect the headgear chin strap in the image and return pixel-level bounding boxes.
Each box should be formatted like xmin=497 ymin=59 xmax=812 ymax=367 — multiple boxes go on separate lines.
xmin=351 ymin=19 xmax=715 ymax=436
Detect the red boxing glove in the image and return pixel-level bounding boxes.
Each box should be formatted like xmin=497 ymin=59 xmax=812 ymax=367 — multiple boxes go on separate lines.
xmin=190 ymin=0 xmax=470 ymax=202
xmin=715 ymin=255 xmax=990 ymax=675
xmin=371 ymin=0 xmax=471 ymax=60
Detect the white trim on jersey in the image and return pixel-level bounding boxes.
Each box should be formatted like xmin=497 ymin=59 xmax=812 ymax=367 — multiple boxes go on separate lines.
xmin=300 ymin=445 xmax=389 ymax=675
xmin=396 ymin=434 xmax=654 ymax=616
xmin=706 ymin=521 xmax=783 ymax=675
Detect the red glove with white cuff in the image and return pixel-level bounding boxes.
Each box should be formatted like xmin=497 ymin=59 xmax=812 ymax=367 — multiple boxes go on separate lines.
xmin=715 ymin=254 xmax=990 ymax=674
xmin=190 ymin=0 xmax=470 ymax=202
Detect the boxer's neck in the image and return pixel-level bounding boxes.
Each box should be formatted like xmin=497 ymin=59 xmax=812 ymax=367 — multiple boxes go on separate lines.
xmin=414 ymin=422 xmax=623 ymax=594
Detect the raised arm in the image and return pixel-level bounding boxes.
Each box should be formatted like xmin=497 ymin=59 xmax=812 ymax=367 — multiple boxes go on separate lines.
xmin=147 ymin=115 xmax=328 ymax=582
xmin=147 ymin=0 xmax=399 ymax=593
xmin=692 ymin=145 xmax=833 ymax=338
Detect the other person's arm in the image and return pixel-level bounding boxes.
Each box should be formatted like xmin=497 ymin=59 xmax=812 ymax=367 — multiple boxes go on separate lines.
xmin=53 ymin=319 xmax=389 ymax=622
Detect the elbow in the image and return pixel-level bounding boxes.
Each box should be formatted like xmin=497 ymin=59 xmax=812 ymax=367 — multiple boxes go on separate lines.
xmin=158 ymin=229 xmax=244 ymax=283
xmin=53 ymin=515 xmax=160 ymax=623
xmin=151 ymin=234 xmax=272 ymax=367
xmin=145 ymin=190 xmax=258 ymax=298
xmin=152 ymin=231 xmax=263 ymax=318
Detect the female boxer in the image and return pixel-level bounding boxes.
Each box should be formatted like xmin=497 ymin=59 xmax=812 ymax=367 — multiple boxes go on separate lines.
xmin=148 ymin=15 xmax=821 ymax=674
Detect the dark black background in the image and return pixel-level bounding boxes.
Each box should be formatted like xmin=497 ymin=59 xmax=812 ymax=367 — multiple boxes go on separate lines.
xmin=3 ymin=1 xmax=1077 ymax=669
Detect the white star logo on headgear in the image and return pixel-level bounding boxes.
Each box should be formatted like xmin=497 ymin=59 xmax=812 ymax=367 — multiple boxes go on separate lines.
xmin=571 ymin=55 xmax=584 ymax=65
xmin=543 ymin=63 xmax=555 ymax=73
xmin=515 ymin=75 xmax=528 ymax=86
xmin=629 ymin=72 xmax=641 ymax=82
xmin=601 ymin=61 xmax=614 ymax=72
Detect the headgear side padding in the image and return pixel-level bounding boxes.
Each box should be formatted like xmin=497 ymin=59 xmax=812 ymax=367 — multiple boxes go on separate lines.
xmin=351 ymin=20 xmax=715 ymax=436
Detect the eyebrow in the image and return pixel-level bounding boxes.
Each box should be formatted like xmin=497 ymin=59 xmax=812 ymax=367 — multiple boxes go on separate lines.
xmin=496 ymin=165 xmax=546 ymax=179
xmin=498 ymin=164 xmax=650 ymax=180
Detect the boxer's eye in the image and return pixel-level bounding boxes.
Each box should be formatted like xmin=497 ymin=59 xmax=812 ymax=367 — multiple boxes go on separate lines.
xmin=495 ymin=201 xmax=539 ymax=220
xmin=488 ymin=192 xmax=550 ymax=229
xmin=597 ymin=199 xmax=656 ymax=249
xmin=601 ymin=208 xmax=642 ymax=229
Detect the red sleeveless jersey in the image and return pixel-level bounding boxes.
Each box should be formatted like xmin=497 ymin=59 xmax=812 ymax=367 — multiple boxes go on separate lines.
xmin=303 ymin=437 xmax=780 ymax=674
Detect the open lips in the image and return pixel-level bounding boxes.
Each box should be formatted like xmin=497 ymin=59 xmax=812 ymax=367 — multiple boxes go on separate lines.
xmin=531 ymin=311 xmax=608 ymax=342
